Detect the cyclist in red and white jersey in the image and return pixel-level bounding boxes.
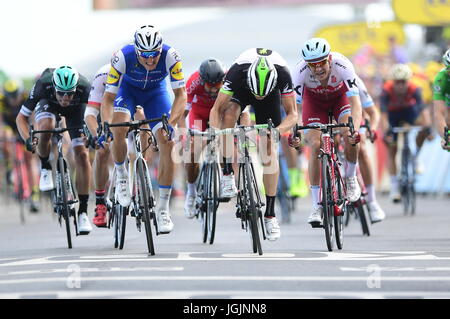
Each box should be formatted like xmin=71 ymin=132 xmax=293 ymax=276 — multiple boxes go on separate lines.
xmin=290 ymin=38 xmax=362 ymax=226
xmin=183 ymin=58 xmax=226 ymax=218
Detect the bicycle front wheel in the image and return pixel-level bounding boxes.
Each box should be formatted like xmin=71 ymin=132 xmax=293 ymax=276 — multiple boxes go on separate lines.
xmin=58 ymin=157 xmax=72 ymax=249
xmin=207 ymin=163 xmax=219 ymax=244
xmin=113 ymin=202 xmax=127 ymax=249
xmin=245 ymin=162 xmax=263 ymax=255
xmin=137 ymin=159 xmax=155 ymax=255
xmin=333 ymin=162 xmax=345 ymax=249
xmin=321 ymin=158 xmax=334 ymax=251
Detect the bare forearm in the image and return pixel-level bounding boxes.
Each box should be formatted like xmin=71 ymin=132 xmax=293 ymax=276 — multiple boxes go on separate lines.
xmin=434 ymin=101 xmax=448 ymax=138
xmin=101 ymin=92 xmax=116 ymax=124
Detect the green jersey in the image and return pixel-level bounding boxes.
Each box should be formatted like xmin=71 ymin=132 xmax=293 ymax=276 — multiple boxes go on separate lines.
xmin=432 ymin=68 xmax=450 ymax=107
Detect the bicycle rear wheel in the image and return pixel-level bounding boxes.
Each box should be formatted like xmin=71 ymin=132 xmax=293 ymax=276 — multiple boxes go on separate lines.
xmin=207 ymin=163 xmax=219 ymax=245
xmin=245 ymin=162 xmax=263 ymax=255
xmin=197 ymin=164 xmax=208 ymax=243
xmin=356 ymin=200 xmax=370 ymax=236
xmin=137 ymin=159 xmax=155 ymax=255
xmin=321 ymin=158 xmax=334 ymax=251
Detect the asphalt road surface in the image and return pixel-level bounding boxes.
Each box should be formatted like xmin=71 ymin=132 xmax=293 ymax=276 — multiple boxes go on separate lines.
xmin=0 ymin=191 xmax=449 ymax=299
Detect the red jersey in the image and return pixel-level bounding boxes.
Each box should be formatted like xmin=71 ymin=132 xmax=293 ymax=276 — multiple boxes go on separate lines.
xmin=186 ymin=71 xmax=216 ymax=114
xmin=380 ymin=80 xmax=423 ymax=112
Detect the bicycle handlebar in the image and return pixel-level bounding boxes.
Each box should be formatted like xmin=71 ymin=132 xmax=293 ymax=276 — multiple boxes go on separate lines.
xmin=391 ymin=126 xmax=423 ymax=134
xmin=103 ymin=114 xmax=169 ymax=138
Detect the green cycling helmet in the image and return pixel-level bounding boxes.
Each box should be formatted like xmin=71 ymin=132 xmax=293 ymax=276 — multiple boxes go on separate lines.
xmin=52 ymin=66 xmax=79 ymax=92
xmin=247 ymin=56 xmax=278 ymax=97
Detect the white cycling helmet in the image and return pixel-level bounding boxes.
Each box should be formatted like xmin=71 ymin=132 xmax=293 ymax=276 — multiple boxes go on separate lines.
xmin=301 ymin=38 xmax=331 ymax=62
xmin=443 ymin=48 xmax=450 ymax=67
xmin=390 ymin=63 xmax=412 ymax=81
xmin=134 ymin=25 xmax=163 ymax=51
xmin=247 ymin=56 xmax=278 ymax=97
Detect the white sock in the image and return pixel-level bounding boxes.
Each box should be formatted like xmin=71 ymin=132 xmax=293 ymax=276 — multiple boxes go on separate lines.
xmin=158 ymin=186 xmax=172 ymax=212
xmin=390 ymin=175 xmax=398 ymax=192
xmin=115 ymin=162 xmax=127 ymax=178
xmin=310 ymin=185 xmax=321 ymax=209
xmin=366 ymin=184 xmax=376 ymax=203
xmin=345 ymin=161 xmax=357 ymax=177
xmin=187 ymin=183 xmax=196 ymax=196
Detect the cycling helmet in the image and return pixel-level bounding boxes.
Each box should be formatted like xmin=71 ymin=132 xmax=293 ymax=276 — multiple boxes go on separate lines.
xmin=301 ymin=38 xmax=331 ymax=62
xmin=3 ymin=79 xmax=24 ymax=98
xmin=134 ymin=25 xmax=163 ymax=51
xmin=390 ymin=63 xmax=412 ymax=81
xmin=247 ymin=56 xmax=278 ymax=97
xmin=443 ymin=48 xmax=450 ymax=67
xmin=52 ymin=66 xmax=79 ymax=92
xmin=199 ymin=58 xmax=225 ymax=84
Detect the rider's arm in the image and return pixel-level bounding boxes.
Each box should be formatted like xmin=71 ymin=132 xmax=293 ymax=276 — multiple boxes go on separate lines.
xmin=169 ymin=86 xmax=187 ymax=127
xmin=102 ymin=51 xmax=125 ymax=124
xmin=15 ymin=80 xmax=43 ymax=141
xmin=209 ymin=91 xmax=232 ymax=129
xmin=364 ymin=105 xmax=380 ymax=131
xmin=434 ymin=99 xmax=448 ymax=139
xmin=348 ymin=95 xmax=362 ymax=131
xmin=276 ymin=65 xmax=298 ymax=134
xmin=16 ymin=112 xmax=30 ymax=141
xmin=279 ymin=94 xmax=298 ymax=135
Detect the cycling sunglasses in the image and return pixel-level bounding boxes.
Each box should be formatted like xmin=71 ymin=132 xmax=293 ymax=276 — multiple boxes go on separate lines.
xmin=204 ymin=82 xmax=222 ymax=89
xmin=55 ymin=89 xmax=76 ymax=97
xmin=307 ymin=59 xmax=328 ymax=69
xmin=137 ymin=49 xmax=161 ymax=59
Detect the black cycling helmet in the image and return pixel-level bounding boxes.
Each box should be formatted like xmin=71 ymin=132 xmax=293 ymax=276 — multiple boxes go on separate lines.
xmin=199 ymin=58 xmax=225 ymax=84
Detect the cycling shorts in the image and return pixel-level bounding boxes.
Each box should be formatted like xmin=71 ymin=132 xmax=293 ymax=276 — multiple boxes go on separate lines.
xmin=388 ymin=105 xmax=421 ymax=141
xmin=301 ymin=89 xmax=351 ymax=126
xmin=189 ymin=106 xmax=210 ymax=131
xmin=114 ymin=81 xmax=171 ymax=131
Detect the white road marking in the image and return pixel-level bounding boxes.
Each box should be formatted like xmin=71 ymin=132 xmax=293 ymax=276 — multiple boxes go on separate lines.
xmin=341 ymin=267 xmax=450 ymax=272
xmin=1 ymin=251 xmax=449 ymax=267
xmin=222 ymin=253 xmax=295 ymax=258
xmin=1 ymin=290 xmax=450 ymax=299
xmin=2 ymin=275 xmax=450 ymax=285
xmin=5 ymin=266 xmax=183 ymax=276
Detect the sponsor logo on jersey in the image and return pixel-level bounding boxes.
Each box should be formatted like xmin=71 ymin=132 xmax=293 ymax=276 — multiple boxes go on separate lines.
xmin=257 ymin=48 xmax=272 ymax=56
xmin=222 ymin=80 xmax=232 ymax=92
xmin=335 ymin=62 xmax=347 ymax=69
xmin=282 ymin=83 xmax=293 ymax=94
xmin=434 ymin=85 xmax=441 ymax=92
xmin=170 ymin=61 xmax=184 ymax=81
xmin=347 ymin=78 xmax=357 ymax=88
xmin=106 ymin=67 xmax=121 ymax=85
xmin=331 ymin=75 xmax=337 ymax=83
xmin=299 ymin=65 xmax=308 ymax=73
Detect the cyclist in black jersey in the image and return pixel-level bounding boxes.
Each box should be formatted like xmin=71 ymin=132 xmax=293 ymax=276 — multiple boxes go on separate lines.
xmin=15 ymin=66 xmax=93 ymax=234
xmin=0 ymin=79 xmax=40 ymax=212
xmin=209 ymin=48 xmax=298 ymax=241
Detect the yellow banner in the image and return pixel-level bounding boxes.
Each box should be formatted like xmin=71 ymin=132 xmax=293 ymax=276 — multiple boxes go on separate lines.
xmin=314 ymin=21 xmax=405 ymax=57
xmin=392 ymin=0 xmax=450 ymax=26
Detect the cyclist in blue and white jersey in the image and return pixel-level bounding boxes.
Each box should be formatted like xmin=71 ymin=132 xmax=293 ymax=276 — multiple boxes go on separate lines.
xmin=101 ymin=25 xmax=187 ymax=234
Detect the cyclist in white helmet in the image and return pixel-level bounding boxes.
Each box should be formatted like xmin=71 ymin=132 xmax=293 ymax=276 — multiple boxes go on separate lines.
xmin=101 ymin=25 xmax=187 ymax=234
xmin=290 ymin=37 xmax=363 ymax=227
xmin=209 ymin=48 xmax=298 ymax=241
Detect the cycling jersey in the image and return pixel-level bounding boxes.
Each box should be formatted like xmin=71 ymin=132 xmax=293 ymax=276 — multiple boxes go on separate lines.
xmin=292 ymin=52 xmax=359 ymax=125
xmin=88 ymin=64 xmax=109 ymax=107
xmin=19 ymin=68 xmax=90 ymax=142
xmin=219 ymin=48 xmax=295 ymax=127
xmin=292 ymin=52 xmax=360 ymax=105
xmin=186 ymin=71 xmax=216 ymax=131
xmin=0 ymin=92 xmax=28 ymax=133
xmin=433 ymin=68 xmax=450 ymax=107
xmin=380 ymin=81 xmax=423 ymax=113
xmin=105 ymin=43 xmax=185 ymax=127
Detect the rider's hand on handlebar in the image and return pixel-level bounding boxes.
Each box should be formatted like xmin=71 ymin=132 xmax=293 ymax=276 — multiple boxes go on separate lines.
xmin=288 ymin=131 xmax=302 ymax=149
xmin=25 ymin=137 xmax=37 ymax=153
xmin=441 ymin=138 xmax=450 ymax=151
xmin=347 ymin=131 xmax=361 ymax=146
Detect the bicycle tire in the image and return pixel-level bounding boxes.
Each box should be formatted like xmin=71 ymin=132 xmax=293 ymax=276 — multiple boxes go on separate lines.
xmin=200 ymin=164 xmax=208 ymax=243
xmin=357 ymin=200 xmax=370 ymax=236
xmin=137 ymin=158 xmax=155 ymax=255
xmin=207 ymin=163 xmax=219 ymax=245
xmin=15 ymin=164 xmax=26 ymax=225
xmin=321 ymin=157 xmax=334 ymax=251
xmin=245 ymin=161 xmax=263 ymax=255
xmin=333 ymin=162 xmax=344 ymax=249
xmin=114 ymin=203 xmax=127 ymax=249
xmin=58 ymin=157 xmax=72 ymax=249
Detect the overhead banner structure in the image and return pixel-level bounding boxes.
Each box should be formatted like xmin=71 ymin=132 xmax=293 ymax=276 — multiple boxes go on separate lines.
xmin=314 ymin=21 xmax=406 ymax=57
xmin=392 ymin=0 xmax=450 ymax=26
